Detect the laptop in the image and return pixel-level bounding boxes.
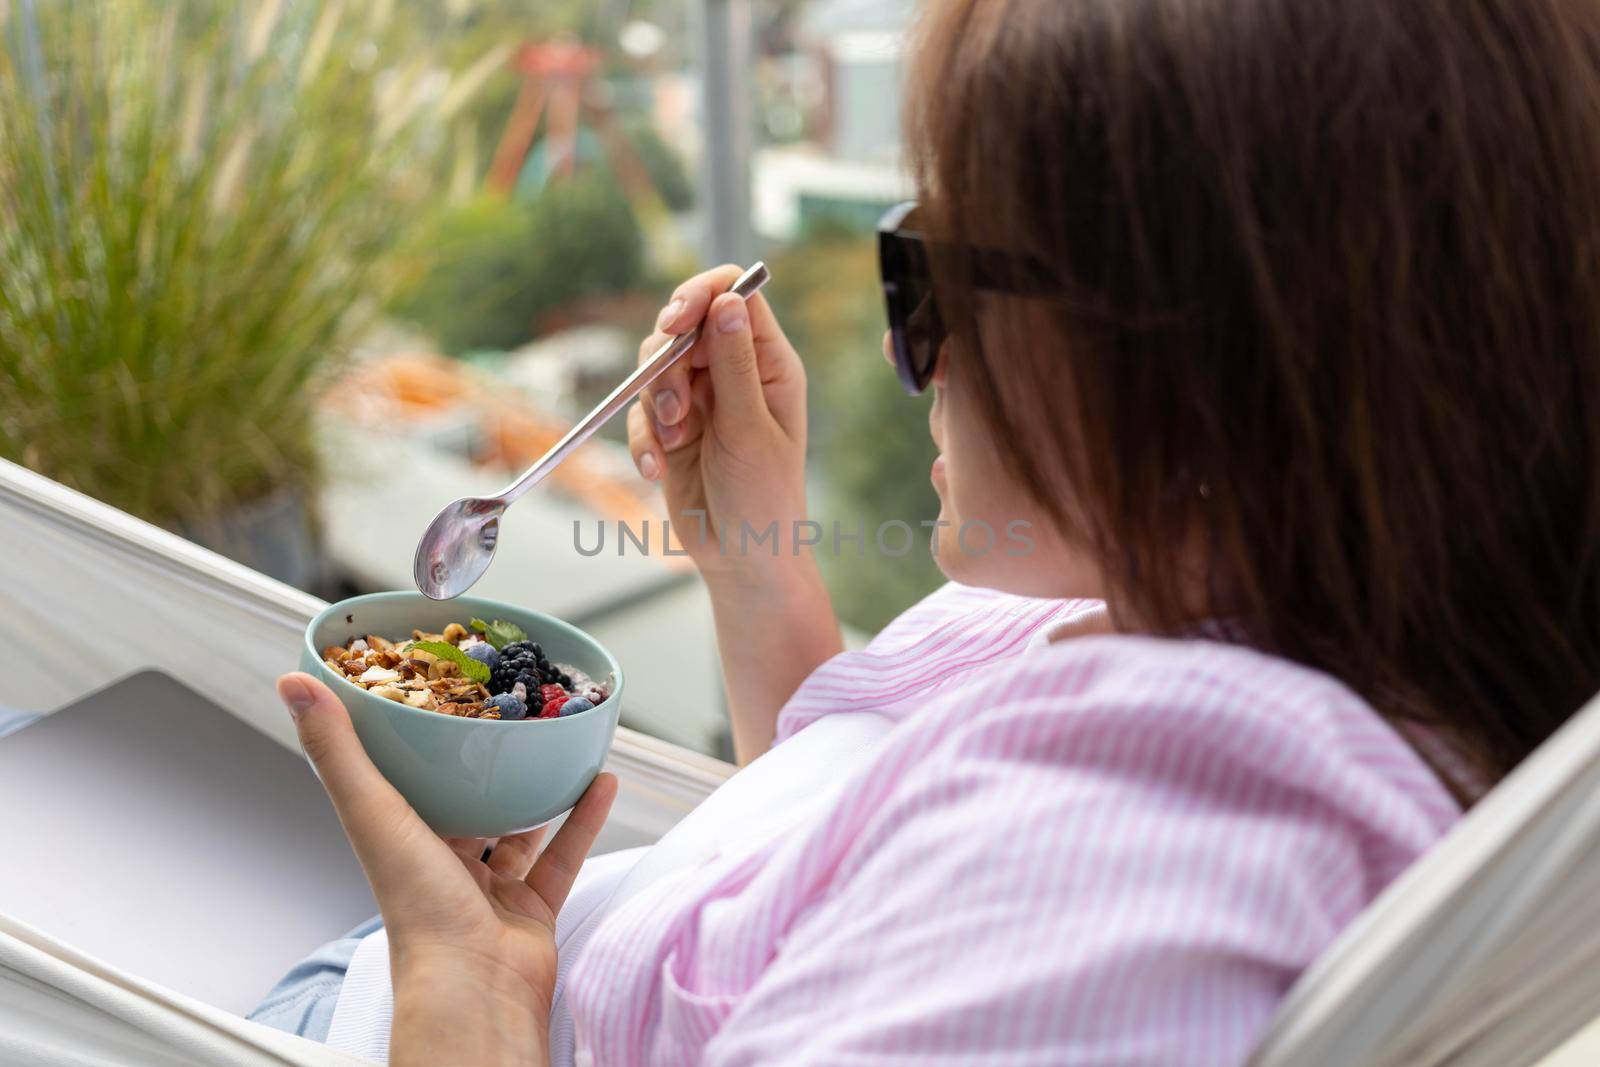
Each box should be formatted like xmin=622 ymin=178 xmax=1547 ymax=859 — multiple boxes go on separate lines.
xmin=0 ymin=670 xmax=376 ymax=1015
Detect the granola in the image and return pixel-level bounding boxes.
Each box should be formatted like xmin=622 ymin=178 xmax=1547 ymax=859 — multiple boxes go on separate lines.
xmin=323 ymin=617 xmax=610 ymax=721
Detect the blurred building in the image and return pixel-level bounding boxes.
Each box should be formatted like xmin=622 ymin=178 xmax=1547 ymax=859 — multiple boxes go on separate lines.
xmin=753 ymin=0 xmax=915 ymax=241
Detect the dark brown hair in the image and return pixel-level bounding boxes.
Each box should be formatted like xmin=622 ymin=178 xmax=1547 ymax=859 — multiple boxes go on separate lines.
xmin=907 ymin=0 xmax=1600 ymax=797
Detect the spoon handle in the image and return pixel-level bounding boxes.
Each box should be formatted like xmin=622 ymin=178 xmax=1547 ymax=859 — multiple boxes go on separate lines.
xmin=496 ymin=262 xmax=771 ymax=505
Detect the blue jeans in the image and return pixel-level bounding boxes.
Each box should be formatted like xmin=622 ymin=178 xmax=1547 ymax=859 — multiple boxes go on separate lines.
xmin=248 ymin=915 xmax=383 ymax=1041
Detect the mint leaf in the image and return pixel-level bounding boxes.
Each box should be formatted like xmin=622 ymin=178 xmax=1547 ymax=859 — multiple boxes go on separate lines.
xmin=470 ymin=617 xmax=527 ymax=650
xmin=411 ymin=640 xmax=491 ymax=685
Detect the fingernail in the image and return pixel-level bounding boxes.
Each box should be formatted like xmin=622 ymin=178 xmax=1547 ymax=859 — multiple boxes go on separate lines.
xmin=281 ymin=676 xmax=315 ymax=721
xmin=655 ymin=390 xmax=681 ymax=424
xmin=716 ymin=299 xmax=748 ymax=335
xmin=657 ymin=299 xmax=684 ymax=330
xmin=638 ymin=452 xmax=660 ymax=481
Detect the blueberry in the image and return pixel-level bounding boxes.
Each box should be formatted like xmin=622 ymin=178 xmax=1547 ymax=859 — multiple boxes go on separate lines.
xmin=485 ymin=693 xmax=527 ymax=720
xmin=558 ymin=697 xmax=594 ymax=717
xmin=464 ymin=643 xmax=501 ymax=670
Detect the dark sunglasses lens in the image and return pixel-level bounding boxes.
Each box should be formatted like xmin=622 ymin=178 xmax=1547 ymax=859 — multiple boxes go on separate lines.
xmin=883 ymin=247 xmax=942 ymax=394
xmin=903 ymin=284 xmax=943 ymax=391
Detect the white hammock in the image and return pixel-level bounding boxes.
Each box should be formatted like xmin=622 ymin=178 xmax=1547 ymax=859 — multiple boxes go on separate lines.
xmin=2 ymin=455 xmax=1599 ymax=1066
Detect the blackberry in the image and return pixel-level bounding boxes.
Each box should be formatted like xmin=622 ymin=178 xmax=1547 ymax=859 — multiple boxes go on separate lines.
xmin=501 ymin=640 xmax=544 ymax=661
xmin=489 ymin=644 xmax=542 ymax=696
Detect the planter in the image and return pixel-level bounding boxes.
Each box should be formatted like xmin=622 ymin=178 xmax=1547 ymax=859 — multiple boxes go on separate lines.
xmin=178 ymin=485 xmax=321 ymax=591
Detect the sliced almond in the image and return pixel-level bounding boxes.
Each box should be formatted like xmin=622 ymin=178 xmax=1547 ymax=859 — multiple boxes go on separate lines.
xmin=371 ymin=685 xmax=406 ymax=702
xmin=358 ymin=665 xmax=402 ymax=685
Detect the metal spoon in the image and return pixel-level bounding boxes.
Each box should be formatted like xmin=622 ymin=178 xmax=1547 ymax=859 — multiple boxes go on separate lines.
xmin=413 ymin=261 xmax=771 ymax=600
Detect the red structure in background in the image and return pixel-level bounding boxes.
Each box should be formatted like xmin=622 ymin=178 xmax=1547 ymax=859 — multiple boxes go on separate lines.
xmin=484 ymin=40 xmax=666 ymax=223
xmin=486 ymin=41 xmax=598 ymax=194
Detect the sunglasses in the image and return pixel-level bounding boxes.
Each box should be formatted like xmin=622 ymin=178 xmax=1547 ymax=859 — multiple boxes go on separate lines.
xmin=877 ymin=201 xmax=1051 ymax=396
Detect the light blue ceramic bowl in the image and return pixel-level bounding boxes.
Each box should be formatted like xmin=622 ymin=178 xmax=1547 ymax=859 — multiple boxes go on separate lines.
xmin=300 ymin=591 xmax=622 ymax=837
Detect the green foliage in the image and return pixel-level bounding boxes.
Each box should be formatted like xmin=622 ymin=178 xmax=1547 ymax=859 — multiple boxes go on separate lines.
xmin=765 ymin=230 xmax=946 ymax=633
xmin=0 ymin=1 xmax=457 ymax=527
xmin=471 ymin=616 xmax=528 ymax=650
xmin=408 ymin=640 xmax=492 ymax=684
xmin=622 ymin=118 xmax=695 ymax=213
xmin=393 ymin=174 xmax=645 ymax=354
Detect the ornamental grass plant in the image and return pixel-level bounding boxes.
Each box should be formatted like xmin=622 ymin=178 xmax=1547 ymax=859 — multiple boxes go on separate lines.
xmin=0 ymin=0 xmax=466 ymax=529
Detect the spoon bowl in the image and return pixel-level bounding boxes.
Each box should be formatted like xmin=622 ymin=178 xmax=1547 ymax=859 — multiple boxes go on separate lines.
xmin=414 ymin=496 xmax=504 ymax=600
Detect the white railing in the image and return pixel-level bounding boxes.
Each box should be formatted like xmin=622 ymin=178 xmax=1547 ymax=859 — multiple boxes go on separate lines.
xmin=0 ymin=457 xmax=731 ymax=846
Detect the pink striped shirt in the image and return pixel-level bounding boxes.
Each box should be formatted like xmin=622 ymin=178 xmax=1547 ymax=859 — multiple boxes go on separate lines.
xmin=564 ymin=583 xmax=1460 ymax=1064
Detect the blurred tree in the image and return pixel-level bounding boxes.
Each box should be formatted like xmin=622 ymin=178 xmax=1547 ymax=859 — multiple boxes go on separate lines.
xmin=622 ymin=118 xmax=695 ymax=213
xmin=393 ymin=174 xmax=644 ymax=354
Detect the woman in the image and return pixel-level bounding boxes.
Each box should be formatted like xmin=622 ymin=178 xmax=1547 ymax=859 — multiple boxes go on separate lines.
xmin=258 ymin=0 xmax=1600 ymax=1062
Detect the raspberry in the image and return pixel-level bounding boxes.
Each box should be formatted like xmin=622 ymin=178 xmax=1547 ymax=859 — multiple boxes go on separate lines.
xmin=539 ymin=683 xmax=567 ymax=704
xmin=539 ymin=696 xmax=568 ymax=718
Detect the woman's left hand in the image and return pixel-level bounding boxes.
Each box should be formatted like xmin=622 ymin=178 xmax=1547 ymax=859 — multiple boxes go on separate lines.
xmin=277 ymin=672 xmax=617 ymax=1067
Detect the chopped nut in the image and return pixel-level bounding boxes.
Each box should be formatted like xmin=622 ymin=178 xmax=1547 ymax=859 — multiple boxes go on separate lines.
xmin=442 ymin=622 xmax=468 ymax=644
xmin=358 ymin=665 xmax=402 ymax=685
xmin=322 ymin=645 xmax=348 ymax=662
xmin=371 ymin=684 xmax=406 ymax=702
xmin=366 ymin=635 xmax=393 ymax=652
xmin=402 ymin=689 xmax=434 ymax=709
xmin=374 ymin=649 xmax=402 ymax=669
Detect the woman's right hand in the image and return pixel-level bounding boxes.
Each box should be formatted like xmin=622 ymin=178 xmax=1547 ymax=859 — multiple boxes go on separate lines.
xmin=627 ymin=265 xmax=809 ymax=578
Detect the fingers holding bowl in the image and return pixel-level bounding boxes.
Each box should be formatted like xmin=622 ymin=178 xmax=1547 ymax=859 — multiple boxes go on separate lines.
xmin=525 ymin=772 xmax=617 ymax=915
